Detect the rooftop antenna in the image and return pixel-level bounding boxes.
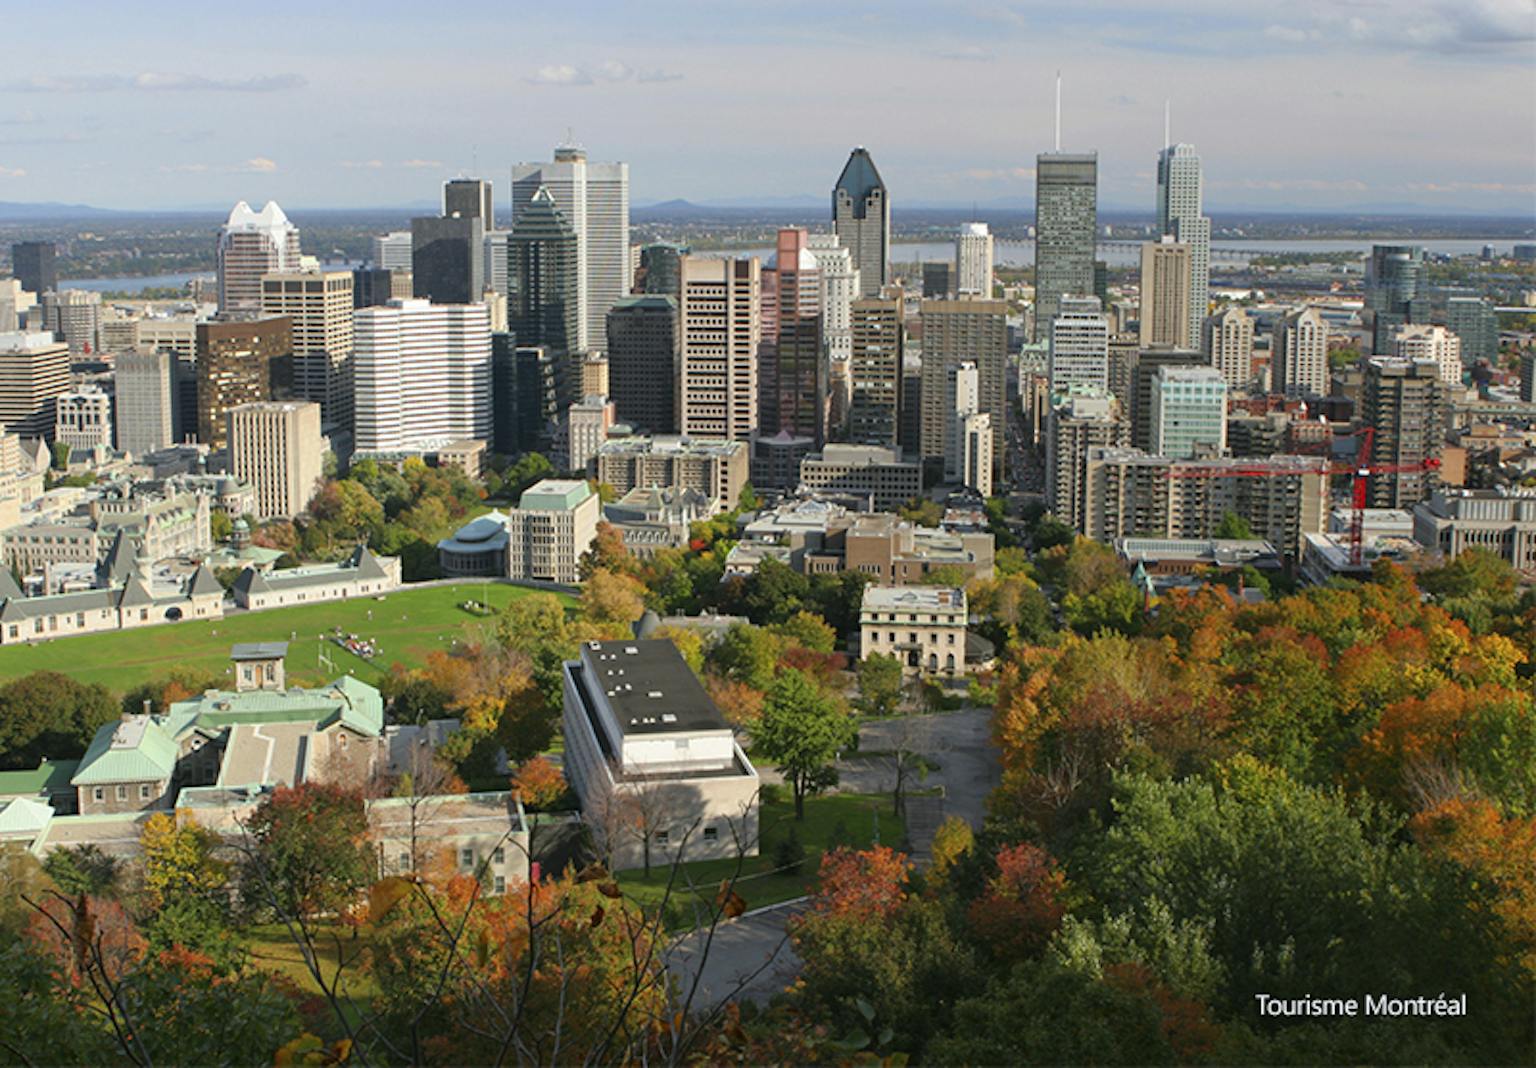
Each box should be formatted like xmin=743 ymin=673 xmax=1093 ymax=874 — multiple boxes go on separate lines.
xmin=1164 ymin=100 xmax=1171 ymax=149
xmin=1054 ymin=71 xmax=1062 ymax=152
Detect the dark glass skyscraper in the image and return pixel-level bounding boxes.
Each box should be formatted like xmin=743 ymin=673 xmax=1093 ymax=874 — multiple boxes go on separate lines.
xmin=507 ymin=186 xmax=579 ymax=356
xmin=1366 ymin=244 xmax=1428 ymax=353
xmin=11 ymin=241 xmax=57 ymax=295
xmin=1034 ymin=153 xmax=1097 ymax=341
xmin=443 ymin=178 xmax=494 ymax=226
xmin=607 ymin=295 xmax=679 ymax=433
xmin=411 ymin=214 xmax=485 ymax=304
xmin=833 ymin=147 xmax=889 ymax=298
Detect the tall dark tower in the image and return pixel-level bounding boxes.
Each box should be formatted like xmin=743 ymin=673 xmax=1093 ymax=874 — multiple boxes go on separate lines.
xmin=508 ymin=186 xmax=579 ymax=356
xmin=12 ymin=241 xmax=58 ymax=295
xmin=833 ymin=147 xmax=889 ymax=298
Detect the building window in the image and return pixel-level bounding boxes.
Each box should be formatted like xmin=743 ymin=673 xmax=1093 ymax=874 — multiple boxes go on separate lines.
xmin=93 ymin=787 xmax=103 ymax=802
xmin=703 ymin=826 xmax=718 ymax=842
xmin=493 ymin=847 xmax=505 ymax=864
xmin=494 ymin=875 xmax=506 ymax=894
xmin=115 ymin=785 xmax=127 ymax=801
xmin=460 ymin=848 xmax=474 ymax=870
xmin=139 ymin=784 xmax=151 ymax=800
xmin=655 ymin=829 xmax=669 ymax=845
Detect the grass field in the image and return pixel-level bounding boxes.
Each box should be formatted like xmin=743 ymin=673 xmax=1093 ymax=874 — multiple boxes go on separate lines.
xmin=0 ymin=582 xmax=576 ymax=692
xmin=616 ymin=791 xmax=905 ymax=925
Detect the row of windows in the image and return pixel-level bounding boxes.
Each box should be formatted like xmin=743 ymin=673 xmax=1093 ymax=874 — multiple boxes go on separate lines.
xmin=868 ymin=631 xmax=957 ymax=646
xmin=91 ymin=783 xmax=153 ymax=803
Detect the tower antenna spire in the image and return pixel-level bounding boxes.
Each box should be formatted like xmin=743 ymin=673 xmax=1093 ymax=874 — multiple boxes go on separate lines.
xmin=1164 ymin=99 xmax=1170 ymax=148
xmin=1054 ymin=70 xmax=1062 ymax=152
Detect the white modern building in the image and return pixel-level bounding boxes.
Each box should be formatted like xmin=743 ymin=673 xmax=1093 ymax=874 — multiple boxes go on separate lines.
xmin=1394 ymin=323 xmax=1463 ymax=386
xmin=217 ymin=201 xmax=302 ymax=317
xmin=1155 ymin=142 xmax=1211 ymax=349
xmin=1274 ymin=306 xmax=1329 ymax=398
xmin=54 ymin=390 xmax=113 ymax=458
xmin=227 ymin=401 xmax=323 ymax=520
xmin=561 ymin=639 xmax=759 ymax=871
xmin=511 ymin=146 xmax=629 ymax=352
xmin=114 ymin=350 xmax=174 ymax=458
xmin=679 ymin=256 xmax=761 ymax=440
xmin=372 ymin=232 xmax=412 ymax=270
xmin=956 ymin=222 xmax=994 ymax=297
xmin=1150 ymin=365 xmax=1227 ymax=459
xmin=1203 ymin=306 xmax=1255 ymax=390
xmin=1413 ymin=488 xmax=1536 ymax=572
xmin=1048 ymin=296 xmax=1111 ymax=394
xmin=506 ymin=479 xmax=600 ymax=584
xmin=352 ymin=299 xmax=492 ymax=453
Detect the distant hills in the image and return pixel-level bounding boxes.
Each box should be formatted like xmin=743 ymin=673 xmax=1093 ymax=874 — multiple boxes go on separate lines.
xmin=0 ymin=200 xmax=123 ymax=220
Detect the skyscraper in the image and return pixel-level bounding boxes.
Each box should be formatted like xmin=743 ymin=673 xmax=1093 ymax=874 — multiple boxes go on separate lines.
xmin=833 ymin=148 xmax=889 ymax=298
xmin=115 ymin=350 xmax=174 ymax=457
xmin=759 ymin=229 xmax=825 ymax=443
xmin=507 ymin=187 xmax=580 ymax=356
xmin=920 ymin=300 xmax=1006 ymax=477
xmin=42 ymin=289 xmax=101 ymax=355
xmin=352 ymin=300 xmax=492 ymax=453
xmin=1274 ymin=306 xmax=1329 ymax=398
xmin=1138 ymin=238 xmax=1192 ymax=348
xmin=195 ymin=317 xmax=292 ymax=449
xmin=1365 ymin=245 xmax=1427 ymax=353
xmin=372 ymin=232 xmax=413 ymax=270
xmin=1444 ymin=296 xmax=1499 ymax=365
xmin=847 ymin=297 xmax=903 ymax=447
xmin=1155 ymin=141 xmax=1211 ymax=348
xmin=0 ymin=332 xmax=69 ymax=438
xmin=511 ymin=146 xmax=630 ymax=351
xmin=679 ymin=256 xmax=760 ymax=440
xmin=260 ymin=270 xmax=354 ymax=427
xmin=227 ymin=401 xmax=323 ymax=519
xmin=1151 ymin=365 xmax=1227 ymax=459
xmin=807 ymin=233 xmax=860 ymax=436
xmin=443 ymin=178 xmax=494 ymax=226
xmin=607 ymin=295 xmax=680 ymax=433
xmin=411 ymin=214 xmax=485 ymax=305
xmin=1034 ymin=153 xmax=1098 ymax=340
xmin=638 ymin=243 xmax=687 ymax=298
xmin=1362 ymin=356 xmax=1445 ymax=508
xmin=10 ymin=241 xmax=57 ymax=295
xmin=1203 ymin=306 xmax=1255 ymax=390
xmin=956 ymin=223 xmax=994 ymax=297
xmin=217 ymin=202 xmax=301 ymax=317
xmin=1048 ymin=296 xmax=1110 ymax=394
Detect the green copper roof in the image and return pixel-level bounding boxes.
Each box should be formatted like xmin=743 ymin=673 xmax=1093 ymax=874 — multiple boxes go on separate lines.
xmin=519 ymin=478 xmax=592 ymax=512
xmin=0 ymin=758 xmax=79 ymax=797
xmin=163 ymin=676 xmax=384 ymax=740
xmin=73 ymin=717 xmax=179 ymax=785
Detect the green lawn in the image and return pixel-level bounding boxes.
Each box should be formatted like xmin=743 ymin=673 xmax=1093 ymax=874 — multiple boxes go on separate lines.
xmin=0 ymin=582 xmax=575 ymax=691
xmin=617 ymin=791 xmax=906 ymax=925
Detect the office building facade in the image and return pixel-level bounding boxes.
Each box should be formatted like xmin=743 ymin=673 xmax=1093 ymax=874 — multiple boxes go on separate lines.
xmin=352 ymin=300 xmax=492 ymax=453
xmin=919 ymin=300 xmax=1006 ymax=478
xmin=115 ymin=350 xmax=175 ymax=456
xmin=259 ymin=270 xmax=355 ymax=427
xmin=227 ymin=401 xmax=323 ymax=519
xmin=1151 ymin=365 xmax=1227 ymax=459
xmin=411 ymin=214 xmax=485 ymax=306
xmin=1034 ymin=152 xmax=1097 ymax=339
xmin=847 ymin=297 xmax=903 ymax=447
xmin=507 ymin=186 xmax=580 ymax=355
xmin=833 ymin=147 xmax=890 ymax=297
xmin=956 ymin=222 xmax=994 ymax=297
xmin=759 ymin=228 xmax=825 ymax=444
xmin=11 ymin=242 xmax=57 ymax=296
xmin=1155 ymin=143 xmax=1211 ymax=347
xmin=1138 ymin=238 xmax=1191 ymax=348
xmin=1049 ymin=296 xmax=1110 ymax=394
xmin=606 ymin=296 xmax=679 ymax=434
xmin=195 ymin=318 xmax=292 ymax=450
xmin=217 ymin=201 xmax=302 ymax=317
xmin=679 ymin=256 xmax=760 ymax=440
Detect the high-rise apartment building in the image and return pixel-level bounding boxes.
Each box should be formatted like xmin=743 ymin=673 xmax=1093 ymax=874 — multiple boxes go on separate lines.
xmin=1444 ymin=296 xmax=1499 ymax=364
xmin=1151 ymin=365 xmax=1227 ymax=459
xmin=1034 ymin=152 xmax=1097 ymax=340
xmin=42 ymin=289 xmax=101 ymax=355
xmin=372 ymin=232 xmax=413 ymax=270
xmin=0 ymin=332 xmax=71 ymax=438
xmin=607 ymin=295 xmax=679 ymax=433
xmin=1048 ymin=296 xmax=1110 ymax=394
xmin=1130 ymin=346 xmax=1205 ymax=452
xmin=760 ymin=229 xmax=825 ymax=443
xmin=227 ymin=400 xmax=323 ymax=519
xmin=956 ymin=222 xmax=994 ymax=297
xmin=352 ymin=300 xmax=492 ymax=453
xmin=443 ymin=178 xmax=494 ymax=226
xmin=848 ymin=297 xmax=903 ymax=448
xmin=807 ymin=232 xmax=860 ymax=433
xmin=511 ymin=146 xmax=629 ymax=351
xmin=1365 ymin=245 xmax=1427 ymax=353
xmin=507 ymin=186 xmax=580 ymax=355
xmin=1155 ymin=142 xmax=1211 ymax=347
xmin=1274 ymin=306 xmax=1329 ymax=399
xmin=217 ymin=202 xmax=301 ymax=317
xmin=919 ymin=300 xmax=1006 ymax=477
xmin=115 ymin=349 xmax=174 ymax=457
xmin=1046 ymin=390 xmax=1125 ymax=529
xmin=638 ymin=243 xmax=687 ymax=298
xmin=1362 ymin=356 xmax=1446 ymax=509
xmin=833 ymin=148 xmax=889 ymax=298
xmin=10 ymin=241 xmax=57 ymax=295
xmin=1393 ymin=323 xmax=1463 ymax=386
xmin=679 ymin=256 xmax=760 ymax=440
xmin=1138 ymin=237 xmax=1191 ymax=348
xmin=195 ymin=317 xmax=292 ymax=450
xmin=260 ymin=270 xmax=354 ymax=427
xmin=411 ymin=214 xmax=485 ymax=305
xmin=1203 ymin=306 xmax=1255 ymax=389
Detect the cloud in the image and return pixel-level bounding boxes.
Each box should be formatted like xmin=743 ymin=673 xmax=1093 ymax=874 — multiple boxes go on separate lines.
xmin=526 ymin=60 xmax=682 ymax=86
xmin=931 ymin=46 xmax=996 ymax=61
xmin=526 ymin=64 xmax=593 ymax=86
xmin=0 ymin=165 xmax=25 ymax=178
xmin=1262 ymin=1 xmax=1535 ymax=53
xmin=159 ymin=158 xmax=279 ymax=175
xmin=402 ymin=159 xmax=443 ymax=169
xmin=1263 ymin=24 xmax=1314 ymax=43
xmin=0 ymin=72 xmax=306 ymax=93
xmin=343 ymin=159 xmax=386 ymax=170
xmin=241 ymin=157 xmax=278 ymax=173
xmin=343 ymin=159 xmax=444 ymax=170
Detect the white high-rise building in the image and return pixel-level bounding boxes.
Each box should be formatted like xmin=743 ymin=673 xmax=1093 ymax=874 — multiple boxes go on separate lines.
xmin=1203 ymin=306 xmax=1255 ymax=390
xmin=511 ymin=146 xmax=629 ymax=352
xmin=1274 ymin=306 xmax=1329 ymax=398
xmin=260 ymin=270 xmax=354 ymax=426
xmin=352 ymin=299 xmax=492 ymax=453
xmin=1048 ymin=296 xmax=1110 ymax=394
xmin=1393 ymin=323 xmax=1463 ymax=386
xmin=1151 ymin=365 xmax=1227 ymax=459
xmin=955 ymin=222 xmax=994 ymax=297
xmin=1155 ymin=143 xmax=1210 ymax=350
xmin=217 ymin=201 xmax=302 ymax=317
xmin=115 ymin=350 xmax=174 ymax=457
xmin=54 ymin=390 xmax=113 ymax=456
xmin=228 ymin=400 xmax=323 ymax=519
xmin=373 ymin=232 xmax=413 ymax=270
xmin=945 ymin=360 xmax=981 ymax=482
xmin=807 ymin=233 xmax=860 ymax=434
xmin=483 ymin=231 xmax=510 ymax=298
xmin=961 ymin=412 xmax=993 ymax=498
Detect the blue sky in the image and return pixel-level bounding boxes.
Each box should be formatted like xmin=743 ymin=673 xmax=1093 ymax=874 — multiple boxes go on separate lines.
xmin=1 ymin=0 xmax=1532 ymax=214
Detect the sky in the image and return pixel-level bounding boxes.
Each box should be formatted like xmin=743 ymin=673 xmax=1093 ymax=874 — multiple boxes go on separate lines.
xmin=0 ymin=0 xmax=1533 ymax=216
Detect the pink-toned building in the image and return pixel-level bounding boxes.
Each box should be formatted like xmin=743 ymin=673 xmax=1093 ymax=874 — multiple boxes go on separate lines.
xmin=759 ymin=228 xmax=826 ymax=445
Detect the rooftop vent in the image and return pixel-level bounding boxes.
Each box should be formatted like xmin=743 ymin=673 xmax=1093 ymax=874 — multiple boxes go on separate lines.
xmin=625 ymin=646 xmax=639 ymax=654
xmin=648 ymin=690 xmax=663 ymax=698
xmin=662 ymin=713 xmax=677 ymax=723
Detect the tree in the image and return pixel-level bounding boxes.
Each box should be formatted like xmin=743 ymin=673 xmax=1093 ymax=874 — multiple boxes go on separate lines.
xmin=42 ymin=845 xmax=120 ymax=897
xmin=857 ymin=653 xmax=904 ymax=717
xmin=510 ymin=755 xmax=567 ymax=810
xmin=897 ymin=497 xmax=943 ymax=527
xmin=964 ymin=841 xmax=1067 ymax=963
xmin=582 ymin=568 xmax=648 ymax=630
xmin=579 ymin=521 xmax=637 ymax=580
xmin=210 ymin=509 xmax=234 ymax=541
xmin=0 ymin=672 xmax=119 ymax=770
xmin=708 ymin=623 xmax=782 ymax=692
xmin=242 ymin=783 xmax=375 ymax=918
xmin=140 ymin=812 xmax=229 ymax=909
xmin=772 ymin=609 xmax=837 ymax=654
xmin=1212 ymin=510 xmax=1254 ymax=540
xmin=738 ymin=482 xmax=763 ymax=512
xmin=754 ymin=669 xmax=856 ymax=819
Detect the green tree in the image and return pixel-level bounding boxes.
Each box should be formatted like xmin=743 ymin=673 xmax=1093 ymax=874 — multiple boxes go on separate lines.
xmin=0 ymin=672 xmax=118 ymax=770
xmin=708 ymin=623 xmax=781 ymax=692
xmin=42 ymin=845 xmax=121 ymax=896
xmin=772 ymin=609 xmax=838 ymax=653
xmin=1212 ymin=510 xmax=1254 ymax=540
xmin=210 ymin=509 xmax=234 ymax=541
xmin=857 ymin=653 xmax=904 ymax=717
xmin=754 ymin=669 xmax=856 ymax=819
xmin=738 ymin=482 xmax=764 ymax=512
xmin=242 ymin=783 xmax=374 ymax=918
xmin=897 ymin=497 xmax=943 ymax=527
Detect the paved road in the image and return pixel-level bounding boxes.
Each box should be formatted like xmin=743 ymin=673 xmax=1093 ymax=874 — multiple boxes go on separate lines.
xmin=667 ymin=899 xmax=806 ymax=1010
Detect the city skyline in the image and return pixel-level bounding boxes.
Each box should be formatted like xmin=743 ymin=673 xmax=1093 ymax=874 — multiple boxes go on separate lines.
xmin=0 ymin=0 xmax=1530 ymax=215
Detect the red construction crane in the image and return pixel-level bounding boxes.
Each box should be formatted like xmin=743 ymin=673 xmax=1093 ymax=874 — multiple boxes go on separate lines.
xmin=1162 ymin=426 xmax=1440 ymax=566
